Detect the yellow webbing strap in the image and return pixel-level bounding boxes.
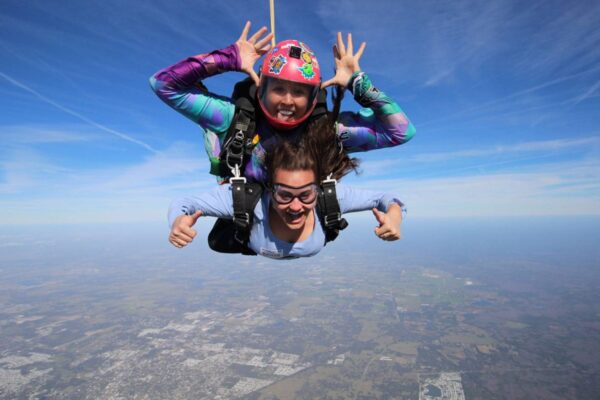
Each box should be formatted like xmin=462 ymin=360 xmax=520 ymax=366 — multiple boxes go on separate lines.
xmin=269 ymin=0 xmax=276 ymax=46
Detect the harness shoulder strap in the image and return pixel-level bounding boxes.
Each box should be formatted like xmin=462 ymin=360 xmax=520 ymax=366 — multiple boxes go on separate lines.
xmin=317 ymin=176 xmax=348 ymax=243
xmin=215 ymin=78 xmax=258 ymax=178
xmin=207 ymin=180 xmax=262 ymax=256
xmin=230 ymin=178 xmax=263 ymax=255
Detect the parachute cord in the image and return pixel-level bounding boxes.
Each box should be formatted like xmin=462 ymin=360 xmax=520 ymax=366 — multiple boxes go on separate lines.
xmin=269 ymin=0 xmax=276 ymax=46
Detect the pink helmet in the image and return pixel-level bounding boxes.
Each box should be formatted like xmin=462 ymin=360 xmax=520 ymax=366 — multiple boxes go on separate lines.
xmin=257 ymin=39 xmax=321 ymax=130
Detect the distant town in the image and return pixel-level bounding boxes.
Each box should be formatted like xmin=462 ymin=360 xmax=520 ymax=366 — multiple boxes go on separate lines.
xmin=1 ymin=248 xmax=597 ymax=399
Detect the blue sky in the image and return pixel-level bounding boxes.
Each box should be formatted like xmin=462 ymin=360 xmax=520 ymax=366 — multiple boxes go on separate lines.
xmin=1 ymin=0 xmax=599 ymax=225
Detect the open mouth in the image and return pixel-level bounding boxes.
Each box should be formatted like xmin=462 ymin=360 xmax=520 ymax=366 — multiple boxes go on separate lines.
xmin=285 ymin=210 xmax=304 ymax=224
xmin=277 ymin=109 xmax=295 ymax=121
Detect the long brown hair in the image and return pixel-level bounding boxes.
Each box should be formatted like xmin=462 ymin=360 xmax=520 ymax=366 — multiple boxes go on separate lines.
xmin=305 ymin=85 xmax=360 ymax=181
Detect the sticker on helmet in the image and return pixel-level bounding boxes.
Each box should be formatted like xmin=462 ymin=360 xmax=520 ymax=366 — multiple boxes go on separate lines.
xmin=269 ymin=55 xmax=287 ymax=75
xmin=298 ymin=42 xmax=312 ymax=53
xmin=301 ymin=52 xmax=312 ymax=64
xmin=297 ymin=63 xmax=315 ymax=79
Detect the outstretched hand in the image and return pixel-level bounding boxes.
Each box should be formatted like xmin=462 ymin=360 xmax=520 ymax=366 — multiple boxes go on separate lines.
xmin=372 ymin=204 xmax=402 ymax=241
xmin=321 ymin=32 xmax=366 ymax=90
xmin=169 ymin=211 xmax=202 ymax=248
xmin=236 ymin=21 xmax=273 ymax=86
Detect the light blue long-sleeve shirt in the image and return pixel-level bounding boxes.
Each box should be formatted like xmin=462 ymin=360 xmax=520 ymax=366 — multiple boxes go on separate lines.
xmin=168 ymin=184 xmax=403 ymax=260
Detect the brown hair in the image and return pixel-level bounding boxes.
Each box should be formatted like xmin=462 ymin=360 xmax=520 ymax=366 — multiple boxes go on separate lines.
xmin=266 ymin=139 xmax=317 ymax=184
xmin=305 ymin=85 xmax=360 ymax=181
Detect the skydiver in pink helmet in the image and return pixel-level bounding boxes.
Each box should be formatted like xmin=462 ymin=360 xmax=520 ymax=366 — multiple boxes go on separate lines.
xmin=150 ymin=21 xmax=416 ymax=184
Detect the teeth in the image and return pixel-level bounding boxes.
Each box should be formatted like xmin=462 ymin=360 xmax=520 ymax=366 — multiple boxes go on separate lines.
xmin=278 ymin=110 xmax=293 ymax=116
xmin=287 ymin=211 xmax=302 ymax=219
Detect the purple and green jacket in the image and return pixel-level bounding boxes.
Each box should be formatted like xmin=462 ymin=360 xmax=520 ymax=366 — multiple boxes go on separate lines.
xmin=150 ymin=44 xmax=415 ymax=182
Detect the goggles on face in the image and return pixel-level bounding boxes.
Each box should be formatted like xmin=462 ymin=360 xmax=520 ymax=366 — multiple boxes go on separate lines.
xmin=271 ymin=182 xmax=318 ymax=205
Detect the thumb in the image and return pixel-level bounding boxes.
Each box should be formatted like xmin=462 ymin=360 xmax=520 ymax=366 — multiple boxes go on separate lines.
xmin=190 ymin=210 xmax=203 ymax=224
xmin=249 ymin=70 xmax=261 ymax=87
xmin=321 ymin=78 xmax=335 ymax=89
xmin=372 ymin=208 xmax=385 ymax=225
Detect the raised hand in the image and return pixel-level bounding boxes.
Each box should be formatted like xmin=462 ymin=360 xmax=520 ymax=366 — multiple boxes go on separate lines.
xmin=169 ymin=210 xmax=202 ymax=248
xmin=321 ymin=32 xmax=366 ymax=90
xmin=372 ymin=205 xmax=402 ymax=241
xmin=236 ymin=21 xmax=273 ymax=86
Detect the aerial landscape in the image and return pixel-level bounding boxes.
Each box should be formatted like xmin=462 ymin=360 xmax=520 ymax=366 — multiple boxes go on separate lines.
xmin=1 ymin=218 xmax=598 ymax=399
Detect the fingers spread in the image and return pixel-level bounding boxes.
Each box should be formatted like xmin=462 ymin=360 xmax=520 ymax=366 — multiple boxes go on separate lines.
xmin=347 ymin=33 xmax=353 ymax=54
xmin=255 ymin=33 xmax=273 ymax=51
xmin=355 ymin=42 xmax=366 ymax=60
xmin=239 ymin=21 xmax=251 ymax=41
xmin=249 ymin=26 xmax=267 ymax=44
xmin=336 ymin=32 xmax=346 ymax=55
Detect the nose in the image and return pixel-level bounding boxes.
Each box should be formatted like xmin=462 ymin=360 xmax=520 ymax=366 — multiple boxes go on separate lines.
xmin=288 ymin=197 xmax=303 ymax=211
xmin=281 ymin=91 xmax=293 ymax=104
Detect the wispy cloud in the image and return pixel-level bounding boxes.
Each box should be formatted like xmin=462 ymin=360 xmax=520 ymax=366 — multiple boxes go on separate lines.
xmin=0 ymin=124 xmax=99 ymax=144
xmin=316 ymin=0 xmax=600 ymax=87
xmin=349 ymin=158 xmax=600 ymax=217
xmin=571 ymin=80 xmax=600 ymax=106
xmin=353 ymin=137 xmax=598 ymax=179
xmin=0 ymin=141 xmax=212 ymax=223
xmin=419 ymin=65 xmax=600 ymax=128
xmin=410 ymin=137 xmax=600 ymax=163
xmin=0 ymin=71 xmax=159 ymax=154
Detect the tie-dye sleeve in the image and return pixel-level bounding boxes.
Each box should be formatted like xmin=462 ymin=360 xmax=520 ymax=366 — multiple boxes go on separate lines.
xmin=337 ymin=72 xmax=416 ymax=153
xmin=149 ymin=45 xmax=240 ymax=135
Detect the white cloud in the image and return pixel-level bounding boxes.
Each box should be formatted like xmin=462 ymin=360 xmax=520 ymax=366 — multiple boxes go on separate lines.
xmin=0 ymin=72 xmax=159 ymax=154
xmin=0 ymin=124 xmax=100 ymax=144
xmin=0 ymin=140 xmax=215 ymax=224
xmin=315 ymin=0 xmax=600 ymax=87
xmin=350 ymin=159 xmax=600 ymax=217
xmin=409 ymin=137 xmax=600 ymax=163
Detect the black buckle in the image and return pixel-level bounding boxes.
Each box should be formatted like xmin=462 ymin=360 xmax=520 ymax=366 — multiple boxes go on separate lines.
xmin=323 ymin=212 xmax=341 ymax=227
xmin=233 ymin=212 xmax=250 ymax=228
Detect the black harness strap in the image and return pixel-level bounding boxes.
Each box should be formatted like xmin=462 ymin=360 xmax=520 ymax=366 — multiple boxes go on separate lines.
xmin=217 ymin=78 xmax=257 ymax=178
xmin=208 ymin=180 xmax=263 ymax=256
xmin=317 ymin=177 xmax=348 ymax=243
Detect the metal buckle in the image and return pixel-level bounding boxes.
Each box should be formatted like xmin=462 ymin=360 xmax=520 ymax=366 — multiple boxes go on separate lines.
xmin=229 ymin=164 xmax=246 ymax=184
xmin=324 ymin=212 xmax=341 ymax=227
xmin=322 ymin=173 xmax=337 ymax=185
